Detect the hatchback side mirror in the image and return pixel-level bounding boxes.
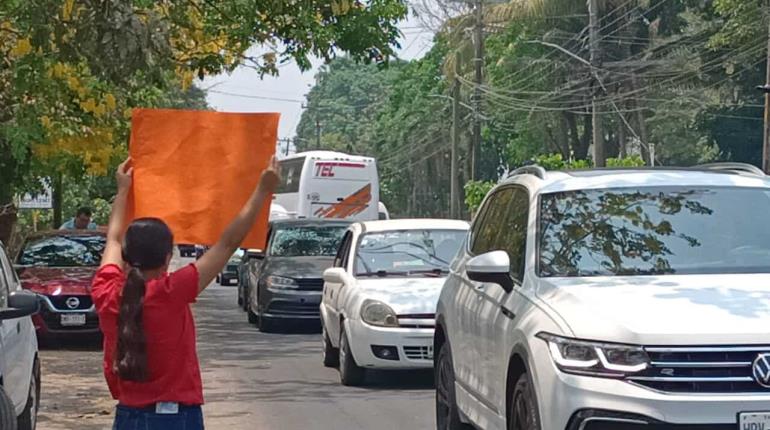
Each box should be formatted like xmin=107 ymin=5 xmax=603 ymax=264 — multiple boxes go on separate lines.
xmin=467 ymin=251 xmax=514 ymax=293
xmin=323 ymin=267 xmax=347 ymax=284
xmin=247 ymin=250 xmax=265 ymax=260
xmin=0 ymin=291 xmax=40 ymax=320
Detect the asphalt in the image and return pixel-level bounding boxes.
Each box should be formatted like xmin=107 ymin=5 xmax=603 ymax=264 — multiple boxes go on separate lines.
xmin=36 ymin=260 xmax=436 ymax=430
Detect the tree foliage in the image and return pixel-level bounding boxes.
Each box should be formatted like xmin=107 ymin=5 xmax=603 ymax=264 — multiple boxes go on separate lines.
xmin=0 ymin=0 xmax=409 ymax=204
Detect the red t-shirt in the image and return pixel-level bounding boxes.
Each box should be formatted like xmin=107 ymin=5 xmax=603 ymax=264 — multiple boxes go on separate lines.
xmin=91 ymin=264 xmax=203 ymax=407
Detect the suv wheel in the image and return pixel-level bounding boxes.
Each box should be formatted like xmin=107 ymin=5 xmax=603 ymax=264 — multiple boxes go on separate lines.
xmin=0 ymin=384 xmax=17 ymax=430
xmin=339 ymin=326 xmax=365 ymax=386
xmin=18 ymin=358 xmax=40 ymax=430
xmin=435 ymin=344 xmax=471 ymax=430
xmin=322 ymin=323 xmax=339 ymax=368
xmin=508 ymin=372 xmax=541 ymax=430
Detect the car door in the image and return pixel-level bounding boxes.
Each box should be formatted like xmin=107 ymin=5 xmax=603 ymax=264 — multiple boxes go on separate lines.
xmin=476 ymin=186 xmax=530 ymax=414
xmin=454 ymin=188 xmax=513 ymax=411
xmin=324 ymin=230 xmax=353 ymax=347
xmin=0 ymin=246 xmax=29 ymax=410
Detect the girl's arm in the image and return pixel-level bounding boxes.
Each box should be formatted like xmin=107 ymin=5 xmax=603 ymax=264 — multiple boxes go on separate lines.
xmin=194 ymin=157 xmax=279 ymax=293
xmin=100 ymin=159 xmax=133 ymax=268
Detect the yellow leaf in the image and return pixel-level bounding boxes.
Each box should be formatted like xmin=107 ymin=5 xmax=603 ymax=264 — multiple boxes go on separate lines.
xmin=123 ymin=108 xmax=133 ymax=119
xmin=62 ymin=0 xmax=75 ymax=21
xmin=67 ymin=76 xmax=80 ymax=91
xmin=331 ymin=1 xmax=340 ymax=15
xmin=93 ymin=103 xmax=106 ymax=117
xmin=41 ymin=116 xmax=52 ymax=128
xmin=11 ymin=38 xmax=32 ymax=57
xmin=105 ymin=93 xmax=116 ymax=110
xmin=80 ymin=98 xmax=96 ymax=113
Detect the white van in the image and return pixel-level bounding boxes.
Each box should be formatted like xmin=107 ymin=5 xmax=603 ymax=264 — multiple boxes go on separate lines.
xmin=274 ymin=151 xmax=380 ymax=221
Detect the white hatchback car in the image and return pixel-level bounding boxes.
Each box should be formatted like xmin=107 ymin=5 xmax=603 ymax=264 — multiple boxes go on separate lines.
xmin=321 ymin=219 xmax=469 ymax=386
xmin=435 ymin=163 xmax=770 ymax=430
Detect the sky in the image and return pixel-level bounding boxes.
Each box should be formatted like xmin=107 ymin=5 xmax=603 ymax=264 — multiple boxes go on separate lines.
xmin=200 ymin=13 xmax=435 ymax=141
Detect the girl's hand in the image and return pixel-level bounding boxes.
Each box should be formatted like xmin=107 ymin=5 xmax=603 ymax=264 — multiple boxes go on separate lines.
xmin=116 ymin=158 xmax=133 ymax=192
xmin=260 ymin=156 xmax=280 ymax=193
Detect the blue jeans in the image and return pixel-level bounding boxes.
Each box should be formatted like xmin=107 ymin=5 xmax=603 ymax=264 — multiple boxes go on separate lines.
xmin=113 ymin=404 xmax=204 ymax=430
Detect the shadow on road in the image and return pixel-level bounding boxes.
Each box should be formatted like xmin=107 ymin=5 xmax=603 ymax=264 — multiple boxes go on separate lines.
xmin=38 ymin=335 xmax=102 ymax=352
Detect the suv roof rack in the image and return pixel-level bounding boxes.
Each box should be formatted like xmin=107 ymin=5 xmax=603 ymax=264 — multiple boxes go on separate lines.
xmin=507 ymin=165 xmax=546 ymax=179
xmin=695 ymin=162 xmax=765 ymax=177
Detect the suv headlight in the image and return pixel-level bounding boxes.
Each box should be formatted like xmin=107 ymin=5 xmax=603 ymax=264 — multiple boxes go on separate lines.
xmin=265 ymin=275 xmax=298 ymax=290
xmin=360 ymin=299 xmax=399 ymax=327
xmin=537 ymin=333 xmax=649 ymax=377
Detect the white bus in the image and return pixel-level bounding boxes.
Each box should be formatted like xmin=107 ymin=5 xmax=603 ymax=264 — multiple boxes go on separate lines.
xmin=274 ymin=151 xmax=383 ymax=221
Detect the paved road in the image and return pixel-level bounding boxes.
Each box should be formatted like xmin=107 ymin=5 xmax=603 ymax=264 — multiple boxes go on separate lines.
xmin=37 ymin=264 xmax=436 ymax=429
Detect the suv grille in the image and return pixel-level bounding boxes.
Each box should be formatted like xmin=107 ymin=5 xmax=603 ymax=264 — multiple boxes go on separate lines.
xmin=628 ymin=346 xmax=769 ymax=393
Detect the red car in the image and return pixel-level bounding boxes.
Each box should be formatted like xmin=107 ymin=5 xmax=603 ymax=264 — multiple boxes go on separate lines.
xmin=15 ymin=230 xmax=105 ymax=340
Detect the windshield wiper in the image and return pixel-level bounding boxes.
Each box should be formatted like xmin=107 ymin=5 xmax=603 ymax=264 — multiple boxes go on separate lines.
xmin=408 ymin=268 xmax=448 ymax=277
xmin=357 ymin=270 xmax=409 ymax=277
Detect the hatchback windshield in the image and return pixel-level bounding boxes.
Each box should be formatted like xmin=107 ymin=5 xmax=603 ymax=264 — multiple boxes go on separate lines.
xmin=539 ymin=186 xmax=770 ymax=277
xmin=355 ymin=229 xmax=466 ymax=277
xmin=19 ymin=235 xmax=105 ymax=267
xmin=269 ymin=225 xmax=347 ymax=257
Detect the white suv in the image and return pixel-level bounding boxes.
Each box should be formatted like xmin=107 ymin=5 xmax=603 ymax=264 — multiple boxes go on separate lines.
xmin=0 ymin=242 xmax=40 ymax=430
xmin=435 ymin=163 xmax=770 ymax=430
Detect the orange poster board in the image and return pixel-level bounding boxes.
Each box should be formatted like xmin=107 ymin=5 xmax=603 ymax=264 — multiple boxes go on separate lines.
xmin=128 ymin=108 xmax=279 ymax=249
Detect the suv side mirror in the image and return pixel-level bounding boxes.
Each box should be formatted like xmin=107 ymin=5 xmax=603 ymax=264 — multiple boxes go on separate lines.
xmin=323 ymin=267 xmax=347 ymax=284
xmin=247 ymin=250 xmax=265 ymax=260
xmin=467 ymin=251 xmax=514 ymax=293
xmin=0 ymin=291 xmax=40 ymax=320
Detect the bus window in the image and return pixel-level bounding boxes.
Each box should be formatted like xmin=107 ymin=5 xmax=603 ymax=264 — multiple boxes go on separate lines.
xmin=277 ymin=157 xmax=305 ymax=193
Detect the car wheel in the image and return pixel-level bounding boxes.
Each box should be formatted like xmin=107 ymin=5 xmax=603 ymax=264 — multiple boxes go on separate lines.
xmin=17 ymin=358 xmax=40 ymax=430
xmin=322 ymin=323 xmax=339 ymax=368
xmin=258 ymin=315 xmax=276 ymax=333
xmin=0 ymin=384 xmax=17 ymax=430
xmin=339 ymin=325 xmax=365 ymax=386
xmin=435 ymin=344 xmax=472 ymax=430
xmin=508 ymin=372 xmax=541 ymax=430
xmin=237 ymin=289 xmax=243 ymax=307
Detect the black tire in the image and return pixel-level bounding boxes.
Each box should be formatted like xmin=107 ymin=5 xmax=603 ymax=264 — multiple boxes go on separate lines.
xmin=237 ymin=291 xmax=243 ymax=307
xmin=242 ymin=286 xmax=250 ymax=312
xmin=0 ymin=384 xmax=18 ymax=430
xmin=247 ymin=307 xmax=258 ymax=324
xmin=435 ymin=344 xmax=472 ymax=430
xmin=339 ymin=326 xmax=365 ymax=386
xmin=258 ymin=315 xmax=276 ymax=333
xmin=508 ymin=372 xmax=541 ymax=430
xmin=17 ymin=358 xmax=40 ymax=430
xmin=322 ymin=323 xmax=339 ymax=368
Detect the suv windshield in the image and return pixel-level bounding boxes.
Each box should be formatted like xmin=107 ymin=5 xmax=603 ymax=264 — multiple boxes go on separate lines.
xmin=269 ymin=225 xmax=347 ymax=257
xmin=355 ymin=229 xmax=466 ymax=277
xmin=539 ymin=186 xmax=770 ymax=277
xmin=19 ymin=234 xmax=105 ymax=267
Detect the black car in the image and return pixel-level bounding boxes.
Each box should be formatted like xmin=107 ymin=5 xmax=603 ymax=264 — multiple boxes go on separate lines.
xmin=178 ymin=244 xmax=196 ymax=258
xmin=246 ymin=219 xmax=350 ymax=332
xmin=217 ymin=250 xmax=243 ymax=286
xmin=237 ymin=248 xmax=262 ymax=311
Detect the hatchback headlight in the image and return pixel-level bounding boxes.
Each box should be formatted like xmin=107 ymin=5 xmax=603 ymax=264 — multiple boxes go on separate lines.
xmin=265 ymin=275 xmax=298 ymax=290
xmin=360 ymin=299 xmax=399 ymax=327
xmin=537 ymin=333 xmax=649 ymax=377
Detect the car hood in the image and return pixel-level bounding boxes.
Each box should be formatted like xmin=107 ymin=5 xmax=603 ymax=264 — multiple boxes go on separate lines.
xmin=18 ymin=266 xmax=97 ymax=296
xmin=355 ymin=277 xmax=446 ymax=315
xmin=537 ymin=274 xmax=770 ymax=345
xmin=261 ymin=256 xmax=334 ymax=279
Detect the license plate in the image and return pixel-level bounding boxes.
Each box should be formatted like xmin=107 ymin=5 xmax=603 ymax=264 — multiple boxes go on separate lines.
xmin=229 ymin=279 xmax=238 ymax=285
xmin=60 ymin=313 xmax=86 ymax=326
xmin=739 ymin=413 xmax=770 ymax=430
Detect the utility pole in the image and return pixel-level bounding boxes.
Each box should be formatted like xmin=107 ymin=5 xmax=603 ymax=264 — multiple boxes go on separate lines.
xmin=315 ymin=117 xmax=321 ymax=150
xmin=761 ymin=0 xmax=770 ymax=173
xmin=588 ymin=0 xmax=605 ymax=167
xmin=450 ymin=74 xmax=460 ymax=219
xmin=471 ymin=0 xmax=484 ymax=180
